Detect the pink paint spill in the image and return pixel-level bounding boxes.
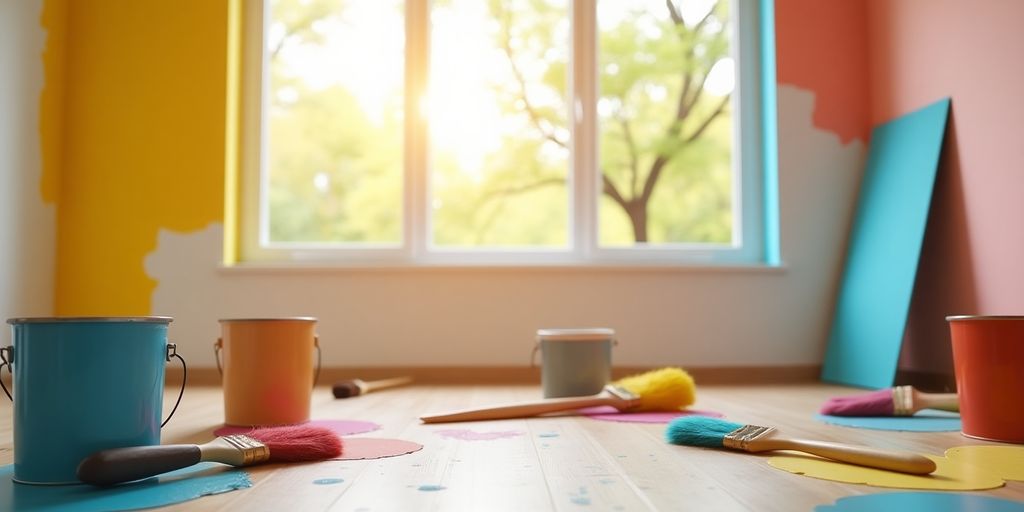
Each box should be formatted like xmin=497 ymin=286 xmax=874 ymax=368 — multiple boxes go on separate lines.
xmin=434 ymin=429 xmax=524 ymax=441
xmin=334 ymin=438 xmax=423 ymax=460
xmin=214 ymin=419 xmax=380 ymax=438
xmin=579 ymin=407 xmax=725 ymax=424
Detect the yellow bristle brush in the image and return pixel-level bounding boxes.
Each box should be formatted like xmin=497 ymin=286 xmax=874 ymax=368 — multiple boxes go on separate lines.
xmin=420 ymin=367 xmax=695 ymax=423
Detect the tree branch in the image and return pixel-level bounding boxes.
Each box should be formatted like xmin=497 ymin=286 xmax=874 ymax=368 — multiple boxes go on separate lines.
xmin=498 ymin=11 xmax=568 ymax=150
xmin=684 ymin=94 xmax=730 ymax=143
xmin=602 ymin=172 xmax=629 ymax=211
xmin=476 ymin=177 xmax=565 ymax=207
xmin=665 ymin=0 xmax=683 ymax=26
xmin=618 ymin=116 xmax=641 ymax=197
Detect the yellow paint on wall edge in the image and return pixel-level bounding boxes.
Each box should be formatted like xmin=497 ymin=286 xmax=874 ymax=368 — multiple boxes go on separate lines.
xmin=48 ymin=0 xmax=228 ymax=315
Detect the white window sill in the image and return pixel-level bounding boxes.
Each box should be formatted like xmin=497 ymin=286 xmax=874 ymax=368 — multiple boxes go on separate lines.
xmin=217 ymin=260 xmax=787 ymax=275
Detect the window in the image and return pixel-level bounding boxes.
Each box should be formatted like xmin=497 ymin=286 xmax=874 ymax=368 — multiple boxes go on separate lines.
xmin=240 ymin=0 xmax=767 ymax=265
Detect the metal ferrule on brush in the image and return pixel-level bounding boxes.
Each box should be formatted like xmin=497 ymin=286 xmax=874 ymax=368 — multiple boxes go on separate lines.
xmin=892 ymin=385 xmax=913 ymax=416
xmin=723 ymin=424 xmax=775 ymax=450
xmin=605 ymin=385 xmax=640 ymax=405
xmin=202 ymin=435 xmax=271 ymax=466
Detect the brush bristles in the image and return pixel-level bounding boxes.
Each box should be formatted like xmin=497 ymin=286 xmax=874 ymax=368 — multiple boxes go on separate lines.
xmin=247 ymin=425 xmax=343 ymax=462
xmin=332 ymin=381 xmax=362 ymax=398
xmin=665 ymin=416 xmax=743 ymax=448
xmin=614 ymin=367 xmax=696 ymax=412
xmin=819 ymin=388 xmax=895 ymax=416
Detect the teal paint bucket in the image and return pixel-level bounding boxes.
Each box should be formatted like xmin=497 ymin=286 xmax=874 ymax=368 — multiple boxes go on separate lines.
xmin=1 ymin=317 xmax=184 ymax=485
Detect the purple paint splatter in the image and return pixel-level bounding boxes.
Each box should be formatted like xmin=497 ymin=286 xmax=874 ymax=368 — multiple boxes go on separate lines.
xmin=434 ymin=429 xmax=523 ymax=441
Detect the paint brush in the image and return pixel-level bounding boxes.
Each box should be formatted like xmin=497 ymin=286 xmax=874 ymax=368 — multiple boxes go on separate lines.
xmin=77 ymin=425 xmax=343 ymax=486
xmin=332 ymin=376 xmax=413 ymax=398
xmin=420 ymin=367 xmax=695 ymax=423
xmin=819 ymin=385 xmax=959 ymax=417
xmin=666 ymin=416 xmax=936 ymax=475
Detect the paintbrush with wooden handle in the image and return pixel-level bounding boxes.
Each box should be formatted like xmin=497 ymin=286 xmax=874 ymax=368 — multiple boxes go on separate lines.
xmin=420 ymin=368 xmax=695 ymax=423
xmin=332 ymin=376 xmax=413 ymax=398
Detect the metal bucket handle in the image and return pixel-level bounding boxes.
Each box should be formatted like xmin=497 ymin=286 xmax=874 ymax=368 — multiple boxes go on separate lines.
xmin=0 ymin=343 xmax=186 ymax=428
xmin=214 ymin=335 xmax=322 ymax=387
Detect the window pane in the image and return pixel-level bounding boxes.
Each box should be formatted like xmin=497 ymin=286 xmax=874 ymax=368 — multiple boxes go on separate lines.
xmin=597 ymin=0 xmax=734 ymax=247
xmin=266 ymin=0 xmax=403 ymax=244
xmin=428 ymin=0 xmax=570 ymax=248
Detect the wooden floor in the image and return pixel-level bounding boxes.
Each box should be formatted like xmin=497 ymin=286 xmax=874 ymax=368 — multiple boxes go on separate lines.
xmin=1 ymin=383 xmax=1022 ymax=511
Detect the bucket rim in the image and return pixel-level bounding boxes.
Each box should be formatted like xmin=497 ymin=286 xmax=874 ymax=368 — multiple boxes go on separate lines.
xmin=942 ymin=313 xmax=1024 ymax=321
xmin=7 ymin=316 xmax=173 ymax=325
xmin=946 ymin=315 xmax=1024 ymax=322
xmin=218 ymin=317 xmax=318 ymax=323
xmin=536 ymin=327 xmax=616 ymax=341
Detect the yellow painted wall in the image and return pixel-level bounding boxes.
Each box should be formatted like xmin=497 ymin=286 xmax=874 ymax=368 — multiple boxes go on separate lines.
xmin=52 ymin=0 xmax=228 ymax=315
xmin=39 ymin=0 xmax=66 ymax=206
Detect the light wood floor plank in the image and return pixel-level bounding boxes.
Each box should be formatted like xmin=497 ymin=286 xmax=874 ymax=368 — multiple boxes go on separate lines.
xmin=0 ymin=383 xmax=1022 ymax=511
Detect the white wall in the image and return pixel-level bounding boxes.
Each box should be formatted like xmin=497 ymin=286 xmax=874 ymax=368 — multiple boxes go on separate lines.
xmin=0 ymin=1 xmax=55 ymax=327
xmin=146 ymin=86 xmax=866 ymax=369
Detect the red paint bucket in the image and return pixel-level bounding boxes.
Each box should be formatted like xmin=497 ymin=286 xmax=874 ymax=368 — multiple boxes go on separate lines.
xmin=947 ymin=315 xmax=1024 ymax=444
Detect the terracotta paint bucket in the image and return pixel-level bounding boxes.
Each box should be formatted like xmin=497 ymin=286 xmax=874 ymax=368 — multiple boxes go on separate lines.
xmin=2 ymin=317 xmax=184 ymax=484
xmin=947 ymin=315 xmax=1024 ymax=444
xmin=216 ymin=318 xmax=320 ymax=426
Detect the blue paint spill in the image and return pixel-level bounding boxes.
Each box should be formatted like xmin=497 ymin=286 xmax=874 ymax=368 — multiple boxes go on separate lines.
xmin=312 ymin=478 xmax=344 ymax=485
xmin=418 ymin=484 xmax=446 ymax=492
xmin=569 ymin=486 xmax=591 ymax=506
xmin=538 ymin=432 xmax=559 ymax=438
xmin=598 ymin=478 xmax=615 ymax=485
xmin=0 ymin=462 xmax=250 ymax=512
xmin=817 ymin=492 xmax=1024 ymax=511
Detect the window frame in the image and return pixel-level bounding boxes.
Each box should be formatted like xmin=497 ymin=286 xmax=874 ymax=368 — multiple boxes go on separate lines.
xmin=238 ymin=0 xmax=767 ymax=266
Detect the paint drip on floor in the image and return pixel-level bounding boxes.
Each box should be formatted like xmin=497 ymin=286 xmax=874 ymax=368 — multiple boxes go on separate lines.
xmin=435 ymin=429 xmax=523 ymax=441
xmin=418 ymin=484 xmax=446 ymax=492
xmin=312 ymin=478 xmax=344 ymax=485
xmin=570 ymin=486 xmax=590 ymax=506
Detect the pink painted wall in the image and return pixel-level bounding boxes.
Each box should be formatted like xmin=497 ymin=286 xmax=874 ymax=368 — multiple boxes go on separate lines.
xmin=868 ymin=0 xmax=1024 ymax=379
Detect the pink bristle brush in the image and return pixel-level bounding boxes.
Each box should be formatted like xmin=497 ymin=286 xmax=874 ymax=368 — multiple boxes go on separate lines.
xmin=820 ymin=385 xmax=959 ymax=417
xmin=77 ymin=425 xmax=343 ymax=486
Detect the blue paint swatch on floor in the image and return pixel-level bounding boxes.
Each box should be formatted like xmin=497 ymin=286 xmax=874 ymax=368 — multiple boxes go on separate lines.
xmin=417 ymin=484 xmax=446 ymax=492
xmin=816 ymin=491 xmax=1024 ymax=511
xmin=816 ymin=409 xmax=961 ymax=432
xmin=0 ymin=462 xmax=251 ymax=512
xmin=312 ymin=478 xmax=344 ymax=485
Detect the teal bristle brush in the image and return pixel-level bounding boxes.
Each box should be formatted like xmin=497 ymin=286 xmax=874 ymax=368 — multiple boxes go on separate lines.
xmin=665 ymin=416 xmax=936 ymax=475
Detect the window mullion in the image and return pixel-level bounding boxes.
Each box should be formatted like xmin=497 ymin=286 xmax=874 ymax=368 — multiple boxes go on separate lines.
xmin=571 ymin=0 xmax=598 ymax=261
xmin=406 ymin=0 xmax=429 ymax=260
